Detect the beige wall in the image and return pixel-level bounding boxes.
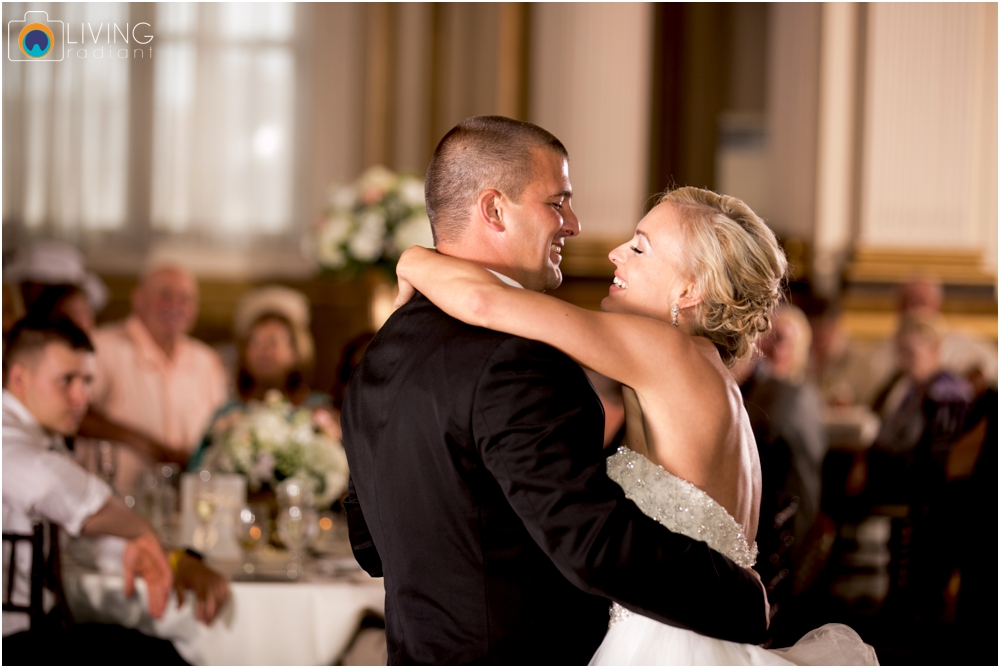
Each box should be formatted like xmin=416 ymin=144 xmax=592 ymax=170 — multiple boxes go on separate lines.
xmin=765 ymin=2 xmax=997 ymax=293
xmin=529 ymin=3 xmax=654 ymax=243
xmin=859 ymin=3 xmax=997 ymax=266
xmin=299 ymin=2 xmax=654 ymax=249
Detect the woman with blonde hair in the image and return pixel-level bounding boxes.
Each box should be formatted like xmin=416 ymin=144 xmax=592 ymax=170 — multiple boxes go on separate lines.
xmin=394 ymin=186 xmax=876 ymax=664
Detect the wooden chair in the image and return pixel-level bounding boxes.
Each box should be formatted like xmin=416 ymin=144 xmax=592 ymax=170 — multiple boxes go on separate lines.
xmin=2 ymin=524 xmax=45 ymax=629
xmin=2 ymin=522 xmax=71 ymax=632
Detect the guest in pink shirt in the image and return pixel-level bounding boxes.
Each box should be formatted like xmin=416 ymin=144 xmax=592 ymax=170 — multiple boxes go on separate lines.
xmin=84 ymin=265 xmax=228 ymax=494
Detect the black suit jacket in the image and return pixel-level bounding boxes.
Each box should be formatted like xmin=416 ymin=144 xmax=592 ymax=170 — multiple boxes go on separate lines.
xmin=342 ymin=295 xmax=766 ymax=665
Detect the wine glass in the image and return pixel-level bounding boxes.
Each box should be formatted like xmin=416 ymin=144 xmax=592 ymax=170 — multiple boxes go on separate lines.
xmin=236 ymin=503 xmax=270 ymax=576
xmin=276 ymin=479 xmax=318 ymax=579
xmin=192 ymin=470 xmax=219 ymax=552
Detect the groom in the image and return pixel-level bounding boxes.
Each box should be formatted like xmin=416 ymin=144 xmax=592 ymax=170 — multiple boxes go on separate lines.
xmin=342 ymin=116 xmax=767 ymax=665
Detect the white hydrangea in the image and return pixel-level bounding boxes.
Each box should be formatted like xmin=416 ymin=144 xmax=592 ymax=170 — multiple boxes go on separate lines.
xmin=398 ymin=176 xmax=426 ymax=208
xmin=389 ymin=213 xmax=434 ymax=257
xmin=319 ymin=245 xmax=347 ymax=270
xmin=315 ymin=167 xmax=429 ymax=271
xmin=318 ymin=215 xmax=354 ymax=269
xmin=201 ymin=395 xmax=350 ymax=507
xmin=358 ymin=165 xmax=398 ymax=196
xmin=329 ymin=184 xmax=358 ymax=212
xmin=320 ymin=215 xmax=353 ymax=244
xmin=348 ymin=209 xmax=387 ymax=261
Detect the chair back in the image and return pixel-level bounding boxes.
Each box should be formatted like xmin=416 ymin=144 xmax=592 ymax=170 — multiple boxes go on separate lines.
xmin=2 ymin=524 xmax=45 ymax=628
xmin=2 ymin=522 xmax=71 ymax=631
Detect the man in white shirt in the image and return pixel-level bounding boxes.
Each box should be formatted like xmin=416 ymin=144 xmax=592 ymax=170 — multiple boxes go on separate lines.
xmin=2 ymin=316 xmax=185 ymax=662
xmin=83 ymin=264 xmax=228 ymax=494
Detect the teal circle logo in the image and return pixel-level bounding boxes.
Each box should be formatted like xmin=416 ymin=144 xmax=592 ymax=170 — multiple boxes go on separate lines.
xmin=19 ymin=23 xmax=54 ymax=59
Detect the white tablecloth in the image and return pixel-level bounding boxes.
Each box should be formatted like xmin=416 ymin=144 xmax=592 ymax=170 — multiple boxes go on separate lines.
xmin=64 ymin=567 xmax=385 ymax=665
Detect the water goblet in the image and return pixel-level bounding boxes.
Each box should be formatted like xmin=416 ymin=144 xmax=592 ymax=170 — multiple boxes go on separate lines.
xmin=236 ymin=503 xmax=270 ymax=576
xmin=276 ymin=503 xmax=318 ymax=579
xmin=192 ymin=470 xmax=219 ymax=552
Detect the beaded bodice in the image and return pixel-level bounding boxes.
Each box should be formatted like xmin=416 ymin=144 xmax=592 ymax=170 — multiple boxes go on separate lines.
xmin=605 ymin=445 xmax=758 ymax=626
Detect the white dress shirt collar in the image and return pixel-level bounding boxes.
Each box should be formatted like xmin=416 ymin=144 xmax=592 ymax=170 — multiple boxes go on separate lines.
xmin=486 ymin=269 xmax=524 ymax=289
xmin=2 ymin=389 xmax=64 ymax=453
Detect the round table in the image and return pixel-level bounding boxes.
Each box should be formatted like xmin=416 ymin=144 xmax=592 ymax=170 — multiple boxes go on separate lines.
xmin=63 ymin=564 xmax=386 ymax=665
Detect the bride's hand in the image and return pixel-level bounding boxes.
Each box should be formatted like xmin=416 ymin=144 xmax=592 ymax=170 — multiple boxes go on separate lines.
xmin=394 ymin=246 xmax=433 ymax=308
xmin=395 ymin=276 xmax=416 ymax=308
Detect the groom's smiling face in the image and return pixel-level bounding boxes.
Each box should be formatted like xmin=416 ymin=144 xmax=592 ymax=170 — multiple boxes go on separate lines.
xmin=499 ymin=148 xmax=580 ymax=292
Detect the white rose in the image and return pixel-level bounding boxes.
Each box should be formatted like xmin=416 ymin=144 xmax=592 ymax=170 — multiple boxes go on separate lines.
xmin=254 ymin=412 xmax=290 ymax=451
xmin=329 ymin=184 xmax=358 ymax=212
xmin=358 ymin=165 xmax=398 ymax=195
xmin=389 ymin=214 xmax=434 ymax=257
xmin=318 ymin=216 xmax=353 ymax=268
xmin=358 ymin=209 xmax=386 ymax=234
xmin=348 ymin=228 xmax=385 ymax=262
xmin=320 ymin=215 xmax=353 ymax=245
xmin=398 ymin=176 xmax=426 ymax=208
xmin=290 ymin=423 xmax=314 ymax=447
xmin=319 ymin=245 xmax=347 ymax=270
xmin=347 ymin=209 xmax=388 ymax=262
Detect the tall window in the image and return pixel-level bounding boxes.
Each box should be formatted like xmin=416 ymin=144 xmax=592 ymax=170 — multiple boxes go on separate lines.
xmin=2 ymin=2 xmax=301 ymax=257
xmin=151 ymin=3 xmax=297 ymax=237
xmin=2 ymin=2 xmax=131 ymax=233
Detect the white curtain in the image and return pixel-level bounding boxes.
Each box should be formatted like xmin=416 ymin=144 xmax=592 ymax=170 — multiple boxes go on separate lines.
xmin=2 ymin=2 xmax=130 ymax=233
xmin=150 ymin=2 xmax=297 ymax=238
xmin=2 ymin=2 xmax=299 ymax=244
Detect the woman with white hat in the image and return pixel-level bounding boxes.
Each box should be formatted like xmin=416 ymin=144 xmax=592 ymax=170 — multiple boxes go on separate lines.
xmin=188 ymin=286 xmax=333 ymax=469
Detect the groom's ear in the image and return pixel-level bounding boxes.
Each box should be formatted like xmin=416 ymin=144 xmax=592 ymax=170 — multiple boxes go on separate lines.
xmin=476 ymin=189 xmax=506 ymax=232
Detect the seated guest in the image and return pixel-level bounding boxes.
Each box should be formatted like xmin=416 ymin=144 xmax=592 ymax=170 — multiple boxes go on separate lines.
xmin=231 ymin=286 xmax=323 ymax=407
xmin=869 ymin=314 xmax=973 ymax=497
xmin=864 ymin=279 xmax=996 ymax=410
xmin=805 ymin=297 xmax=895 ymax=407
xmin=21 ymin=283 xmax=97 ymax=334
xmin=3 ymin=315 xmax=178 ymax=663
xmin=84 ymin=264 xmax=228 ymax=494
xmin=19 ymin=282 xmax=182 ymax=468
xmin=4 ymin=241 xmax=110 ymax=329
xmin=897 ymin=278 xmax=997 ymax=390
xmin=737 ymin=305 xmax=828 ymax=610
xmin=866 ymin=314 xmax=973 ymax=634
xmin=189 ymin=286 xmax=330 ymax=468
xmin=2 ymin=317 xmax=230 ymax=653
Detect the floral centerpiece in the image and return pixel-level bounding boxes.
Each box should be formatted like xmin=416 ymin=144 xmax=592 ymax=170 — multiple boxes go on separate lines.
xmin=313 ymin=165 xmax=434 ymax=276
xmin=201 ymin=391 xmax=349 ymax=508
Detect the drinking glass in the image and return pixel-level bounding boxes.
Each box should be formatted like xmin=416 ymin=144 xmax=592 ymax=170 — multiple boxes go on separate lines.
xmin=192 ymin=470 xmax=219 ymax=552
xmin=276 ymin=479 xmax=317 ymax=579
xmin=97 ymin=440 xmax=117 ymax=491
xmin=157 ymin=464 xmax=181 ymax=545
xmin=236 ymin=503 xmax=270 ymax=576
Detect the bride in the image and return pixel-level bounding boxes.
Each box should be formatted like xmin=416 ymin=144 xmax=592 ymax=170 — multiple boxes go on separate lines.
xmin=395 ymin=186 xmax=877 ymax=665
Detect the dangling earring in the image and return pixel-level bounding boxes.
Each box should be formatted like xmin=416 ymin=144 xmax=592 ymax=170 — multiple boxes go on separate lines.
xmin=671 ymin=304 xmax=680 ymax=327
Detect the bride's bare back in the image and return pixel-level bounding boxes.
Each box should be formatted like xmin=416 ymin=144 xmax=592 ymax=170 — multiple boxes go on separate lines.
xmin=620 ymin=338 xmax=760 ymax=541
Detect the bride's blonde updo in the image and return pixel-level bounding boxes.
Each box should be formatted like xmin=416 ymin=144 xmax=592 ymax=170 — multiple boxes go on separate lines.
xmin=659 ymin=186 xmax=787 ymax=367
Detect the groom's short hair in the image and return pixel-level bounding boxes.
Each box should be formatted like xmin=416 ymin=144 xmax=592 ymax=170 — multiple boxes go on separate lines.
xmin=425 ymin=116 xmax=567 ymax=245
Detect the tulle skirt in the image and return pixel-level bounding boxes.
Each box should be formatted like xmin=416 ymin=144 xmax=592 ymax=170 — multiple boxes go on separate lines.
xmin=589 ymin=615 xmax=878 ymax=666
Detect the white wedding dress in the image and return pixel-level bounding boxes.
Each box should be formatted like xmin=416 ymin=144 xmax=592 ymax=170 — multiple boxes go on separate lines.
xmin=590 ymin=446 xmax=879 ymax=666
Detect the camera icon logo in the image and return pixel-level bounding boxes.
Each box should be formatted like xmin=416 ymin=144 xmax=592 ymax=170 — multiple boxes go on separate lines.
xmin=8 ymin=11 xmax=64 ymax=61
